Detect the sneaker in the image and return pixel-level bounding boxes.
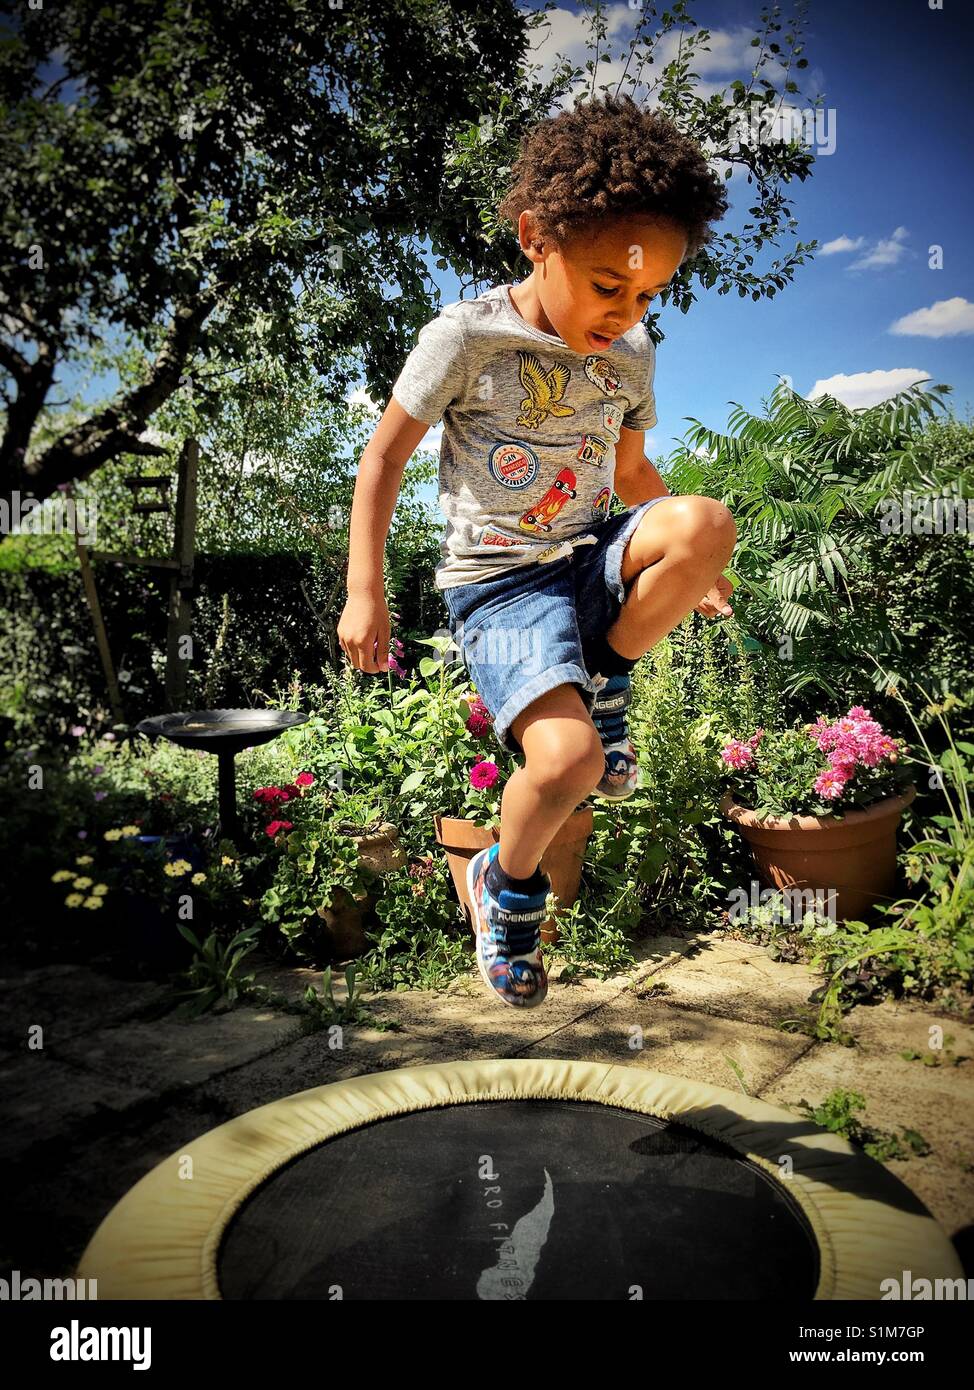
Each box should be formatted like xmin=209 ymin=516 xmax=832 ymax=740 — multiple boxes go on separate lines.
xmin=591 ymin=672 xmax=638 ymax=801
xmin=466 ymin=843 xmax=549 ymax=1008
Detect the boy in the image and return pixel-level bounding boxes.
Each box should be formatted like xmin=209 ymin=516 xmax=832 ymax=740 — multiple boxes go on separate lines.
xmin=339 ymin=95 xmax=736 ymax=1010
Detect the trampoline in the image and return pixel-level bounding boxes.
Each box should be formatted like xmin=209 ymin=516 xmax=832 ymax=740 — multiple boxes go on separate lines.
xmin=75 ymin=1059 xmax=962 ymax=1300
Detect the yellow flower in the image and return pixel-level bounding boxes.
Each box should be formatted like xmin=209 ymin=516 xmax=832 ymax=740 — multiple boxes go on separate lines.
xmin=164 ymin=859 xmax=193 ymax=877
xmin=74 ymin=876 xmax=93 ymax=890
xmin=221 ymin=855 xmax=235 ymax=866
xmin=65 ymin=893 xmax=84 ymax=908
xmin=75 ymin=855 xmax=93 ymax=867
xmin=191 ymin=872 xmax=206 ymax=885
xmin=82 ymin=896 xmax=104 ymax=910
xmin=92 ymin=884 xmax=109 ymax=897
xmin=103 ymin=829 xmax=122 ymax=842
xmin=119 ymin=825 xmax=140 ymax=837
xmin=51 ymin=870 xmax=75 ymax=883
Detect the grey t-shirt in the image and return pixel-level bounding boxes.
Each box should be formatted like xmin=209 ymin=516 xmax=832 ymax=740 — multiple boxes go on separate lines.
xmin=391 ymin=282 xmax=658 ymax=590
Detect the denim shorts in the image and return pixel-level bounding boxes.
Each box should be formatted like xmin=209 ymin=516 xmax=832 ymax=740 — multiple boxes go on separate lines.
xmin=441 ymin=496 xmax=675 ymax=755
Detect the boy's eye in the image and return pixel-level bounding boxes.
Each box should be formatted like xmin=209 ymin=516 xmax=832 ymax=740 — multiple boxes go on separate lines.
xmin=593 ymin=283 xmax=653 ymax=302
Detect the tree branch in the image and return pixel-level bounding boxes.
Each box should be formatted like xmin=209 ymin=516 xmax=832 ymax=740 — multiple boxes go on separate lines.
xmin=2 ymin=291 xmax=217 ymax=505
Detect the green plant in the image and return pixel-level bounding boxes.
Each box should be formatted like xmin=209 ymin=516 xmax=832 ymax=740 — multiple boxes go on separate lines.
xmin=793 ymin=1088 xmax=931 ymax=1162
xmin=899 ymin=1035 xmax=963 ymax=1067
xmin=259 ymin=821 xmax=370 ymax=958
xmin=359 ymin=851 xmax=471 ymax=992
xmin=668 ymin=380 xmax=961 ymax=704
xmin=298 ymin=964 xmax=376 ymax=1031
xmin=172 ymin=923 xmax=261 ymax=1018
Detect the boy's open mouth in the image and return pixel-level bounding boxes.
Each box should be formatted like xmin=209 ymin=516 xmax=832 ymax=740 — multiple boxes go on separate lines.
xmin=586 ymin=330 xmax=614 ymax=349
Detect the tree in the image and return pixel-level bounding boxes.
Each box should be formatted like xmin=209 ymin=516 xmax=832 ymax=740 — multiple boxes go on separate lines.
xmin=1 ymin=0 xmax=562 ymax=507
xmin=2 ymin=0 xmax=824 ymax=510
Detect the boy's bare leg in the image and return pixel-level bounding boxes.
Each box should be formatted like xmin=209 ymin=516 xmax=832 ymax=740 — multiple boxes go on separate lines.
xmin=497 ymin=685 xmax=604 ymax=880
xmin=495 ymin=498 xmax=737 ymax=880
xmin=606 ymin=496 xmax=737 ymax=658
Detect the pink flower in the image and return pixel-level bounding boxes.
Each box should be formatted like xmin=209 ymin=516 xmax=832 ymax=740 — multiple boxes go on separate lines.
xmin=265 ymin=820 xmax=293 ymax=838
xmin=469 ymin=760 xmax=500 ymax=790
xmin=294 ymin=772 xmax=315 ymax=788
xmin=721 ymin=739 xmax=754 ymax=769
xmin=814 ymin=769 xmax=848 ymax=799
xmin=70 ymin=725 xmax=86 ymax=737
xmin=388 ymin=656 xmax=406 ymax=677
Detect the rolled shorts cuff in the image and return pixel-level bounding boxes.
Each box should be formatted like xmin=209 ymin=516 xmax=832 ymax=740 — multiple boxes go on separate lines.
xmin=603 ymin=495 xmax=673 ymax=606
xmin=491 ymin=661 xmax=599 ymax=755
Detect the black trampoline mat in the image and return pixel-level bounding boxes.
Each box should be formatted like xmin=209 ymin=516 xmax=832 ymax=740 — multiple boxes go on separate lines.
xmin=218 ymin=1100 xmax=820 ymax=1300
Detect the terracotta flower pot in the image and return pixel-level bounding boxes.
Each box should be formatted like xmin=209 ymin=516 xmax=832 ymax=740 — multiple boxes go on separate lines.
xmin=314 ymin=823 xmax=405 ymax=960
xmin=719 ymin=784 xmax=917 ymax=924
xmin=433 ymin=805 xmax=594 ymax=945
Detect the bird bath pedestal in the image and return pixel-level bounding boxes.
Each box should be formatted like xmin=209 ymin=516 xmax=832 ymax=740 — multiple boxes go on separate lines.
xmin=136 ymin=709 xmax=308 ymax=840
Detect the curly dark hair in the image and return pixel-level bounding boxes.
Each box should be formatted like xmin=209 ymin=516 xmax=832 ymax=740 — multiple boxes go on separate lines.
xmin=496 ymin=94 xmax=729 ymax=263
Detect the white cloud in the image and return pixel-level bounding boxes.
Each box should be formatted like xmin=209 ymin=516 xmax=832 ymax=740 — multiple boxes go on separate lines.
xmin=528 ymin=8 xmax=781 ymax=112
xmin=848 ymin=227 xmax=910 ymax=271
xmin=819 ymin=234 xmax=865 ymax=256
xmin=808 ymin=368 xmax=931 ymax=410
xmin=889 ymin=297 xmax=974 ymax=338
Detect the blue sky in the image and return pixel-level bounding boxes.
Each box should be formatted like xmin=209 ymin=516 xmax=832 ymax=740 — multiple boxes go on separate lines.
xmin=50 ymin=0 xmax=974 ymax=494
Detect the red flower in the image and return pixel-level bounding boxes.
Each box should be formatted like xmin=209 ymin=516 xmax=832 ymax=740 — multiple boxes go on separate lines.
xmin=265 ymin=820 xmax=294 ymax=838
xmin=294 ymin=772 xmax=315 ymax=788
xmin=253 ymin=786 xmax=282 ymax=804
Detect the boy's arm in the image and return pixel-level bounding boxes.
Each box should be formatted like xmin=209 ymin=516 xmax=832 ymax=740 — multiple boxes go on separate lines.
xmin=612 ymin=426 xmax=670 ymax=507
xmin=345 ymin=398 xmax=431 ymax=594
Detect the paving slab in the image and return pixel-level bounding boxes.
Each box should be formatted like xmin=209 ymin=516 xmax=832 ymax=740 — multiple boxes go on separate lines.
xmin=55 ymin=1007 xmax=304 ymax=1092
xmin=0 ymin=963 xmax=172 ymax=1052
xmin=519 ymin=994 xmax=813 ymax=1091
xmin=0 ymin=1052 xmax=156 ymax=1165
xmin=637 ymin=931 xmax=824 ymax=1028
xmin=760 ymin=999 xmax=974 ymax=1242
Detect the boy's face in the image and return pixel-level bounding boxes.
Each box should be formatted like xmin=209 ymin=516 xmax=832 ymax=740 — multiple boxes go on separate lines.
xmin=515 ymin=212 xmax=687 ymax=354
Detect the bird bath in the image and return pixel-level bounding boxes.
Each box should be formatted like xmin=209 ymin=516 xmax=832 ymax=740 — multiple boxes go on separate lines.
xmin=136 ymin=709 xmax=308 ymax=839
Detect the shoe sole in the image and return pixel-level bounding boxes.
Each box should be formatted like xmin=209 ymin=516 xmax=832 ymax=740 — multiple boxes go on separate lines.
xmin=466 ymin=847 xmax=546 ymax=1009
xmin=593 ymin=785 xmax=636 ymax=801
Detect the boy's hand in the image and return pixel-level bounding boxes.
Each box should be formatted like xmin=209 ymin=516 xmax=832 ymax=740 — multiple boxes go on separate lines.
xmin=337 ymin=592 xmax=391 ymax=673
xmin=694 ymin=574 xmax=734 ymax=619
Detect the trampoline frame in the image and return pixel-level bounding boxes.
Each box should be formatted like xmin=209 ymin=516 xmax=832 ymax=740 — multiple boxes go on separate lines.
xmin=75 ymin=1058 xmax=963 ymax=1299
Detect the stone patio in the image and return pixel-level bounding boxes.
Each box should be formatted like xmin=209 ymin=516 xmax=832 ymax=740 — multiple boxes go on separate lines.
xmin=1 ymin=925 xmax=972 ymax=1286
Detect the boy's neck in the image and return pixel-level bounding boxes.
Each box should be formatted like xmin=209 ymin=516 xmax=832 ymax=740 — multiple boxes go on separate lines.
xmin=507 ymin=276 xmax=559 ymax=339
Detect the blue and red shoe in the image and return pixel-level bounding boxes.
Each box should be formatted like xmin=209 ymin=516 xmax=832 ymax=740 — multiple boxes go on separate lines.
xmin=466 ymin=842 xmax=549 ymax=1008
xmin=591 ymin=673 xmax=638 ymax=800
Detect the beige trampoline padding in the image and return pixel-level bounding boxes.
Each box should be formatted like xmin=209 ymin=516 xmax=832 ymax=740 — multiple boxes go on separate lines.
xmin=75 ymin=1057 xmax=963 ymax=1299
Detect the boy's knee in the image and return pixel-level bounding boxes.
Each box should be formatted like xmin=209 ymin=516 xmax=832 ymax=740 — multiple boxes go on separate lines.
xmin=525 ymin=725 xmax=604 ymax=791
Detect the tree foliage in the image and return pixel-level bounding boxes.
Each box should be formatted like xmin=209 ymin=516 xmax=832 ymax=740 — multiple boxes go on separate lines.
xmin=3 ymin=0 xmax=824 ymax=508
